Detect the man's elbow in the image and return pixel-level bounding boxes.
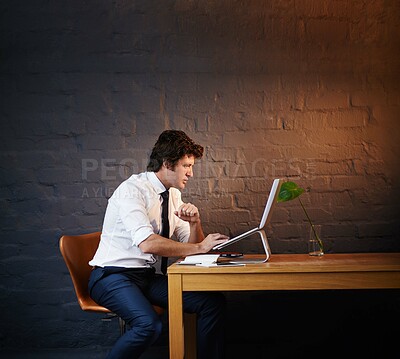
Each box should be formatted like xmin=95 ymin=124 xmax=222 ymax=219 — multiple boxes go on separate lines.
xmin=139 ymin=234 xmax=157 ymax=254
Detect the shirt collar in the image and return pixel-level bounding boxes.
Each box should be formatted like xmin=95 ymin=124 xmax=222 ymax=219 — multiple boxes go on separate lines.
xmin=146 ymin=171 xmax=167 ymax=195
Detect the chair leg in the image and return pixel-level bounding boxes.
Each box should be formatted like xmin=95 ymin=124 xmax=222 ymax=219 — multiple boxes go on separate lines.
xmin=119 ymin=316 xmax=126 ymax=336
xmin=102 ymin=312 xmax=116 ymax=322
xmin=101 ymin=313 xmax=126 ymax=336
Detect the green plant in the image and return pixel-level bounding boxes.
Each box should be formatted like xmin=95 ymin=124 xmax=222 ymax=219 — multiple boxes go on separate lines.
xmin=277 ymin=181 xmax=324 ymax=252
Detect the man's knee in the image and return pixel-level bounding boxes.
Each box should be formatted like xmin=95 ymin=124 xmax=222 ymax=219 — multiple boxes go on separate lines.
xmin=126 ymin=314 xmax=163 ymax=343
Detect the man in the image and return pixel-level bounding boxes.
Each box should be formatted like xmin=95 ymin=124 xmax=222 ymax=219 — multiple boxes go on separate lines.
xmin=88 ymin=130 xmax=228 ymax=359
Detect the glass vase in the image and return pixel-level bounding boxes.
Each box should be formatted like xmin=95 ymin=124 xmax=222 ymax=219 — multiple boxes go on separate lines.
xmin=308 ymin=225 xmax=324 ymax=256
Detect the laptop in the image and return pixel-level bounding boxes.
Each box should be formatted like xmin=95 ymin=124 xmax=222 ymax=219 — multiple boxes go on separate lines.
xmin=213 ymin=178 xmax=281 ymax=252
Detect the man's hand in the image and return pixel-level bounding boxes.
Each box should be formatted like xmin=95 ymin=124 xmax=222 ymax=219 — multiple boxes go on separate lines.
xmin=198 ymin=233 xmax=229 ymax=253
xmin=174 ymin=202 xmax=200 ymax=223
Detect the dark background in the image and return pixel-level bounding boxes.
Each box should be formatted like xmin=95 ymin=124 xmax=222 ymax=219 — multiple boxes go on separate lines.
xmin=1 ymin=0 xmax=399 ymax=357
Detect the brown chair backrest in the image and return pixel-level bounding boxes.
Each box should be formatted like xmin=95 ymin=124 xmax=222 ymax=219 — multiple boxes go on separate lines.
xmin=59 ymin=231 xmax=110 ymax=313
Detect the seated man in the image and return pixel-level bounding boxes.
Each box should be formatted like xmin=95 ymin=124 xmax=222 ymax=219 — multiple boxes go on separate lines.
xmin=88 ymin=130 xmax=228 ymax=359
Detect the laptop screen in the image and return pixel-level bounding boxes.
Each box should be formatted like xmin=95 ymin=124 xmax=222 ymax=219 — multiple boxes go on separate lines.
xmin=213 ymin=178 xmax=281 ymax=251
xmin=258 ymin=178 xmax=281 ymax=229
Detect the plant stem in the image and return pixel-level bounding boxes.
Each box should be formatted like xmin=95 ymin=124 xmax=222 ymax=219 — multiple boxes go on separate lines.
xmin=298 ymin=197 xmax=324 ymax=252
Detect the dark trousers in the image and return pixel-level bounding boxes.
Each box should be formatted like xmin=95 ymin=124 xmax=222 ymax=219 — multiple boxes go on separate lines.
xmin=89 ymin=267 xmax=226 ymax=359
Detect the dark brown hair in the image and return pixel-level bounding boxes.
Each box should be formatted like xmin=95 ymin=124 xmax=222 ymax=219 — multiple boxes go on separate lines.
xmin=147 ymin=130 xmax=204 ymax=172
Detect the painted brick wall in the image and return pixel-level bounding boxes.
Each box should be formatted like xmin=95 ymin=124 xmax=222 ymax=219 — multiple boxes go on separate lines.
xmin=1 ymin=0 xmax=399 ymax=353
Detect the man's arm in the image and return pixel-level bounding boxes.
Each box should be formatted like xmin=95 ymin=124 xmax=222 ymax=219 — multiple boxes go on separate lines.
xmin=139 ymin=200 xmax=227 ymax=256
xmin=174 ymin=201 xmax=205 ymax=243
xmin=188 ymin=220 xmax=205 ymax=243
xmin=139 ymin=232 xmax=228 ymax=257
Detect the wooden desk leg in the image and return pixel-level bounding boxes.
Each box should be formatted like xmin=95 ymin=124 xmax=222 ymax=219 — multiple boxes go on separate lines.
xmin=168 ymin=273 xmax=184 ymax=359
xmin=184 ymin=313 xmax=197 ymax=359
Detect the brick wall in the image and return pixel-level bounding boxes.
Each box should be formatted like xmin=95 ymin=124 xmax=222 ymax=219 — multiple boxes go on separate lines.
xmin=1 ymin=0 xmax=399 ymax=353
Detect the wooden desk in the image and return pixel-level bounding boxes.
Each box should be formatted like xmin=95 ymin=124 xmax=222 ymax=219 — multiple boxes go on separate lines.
xmin=167 ymin=253 xmax=400 ymax=359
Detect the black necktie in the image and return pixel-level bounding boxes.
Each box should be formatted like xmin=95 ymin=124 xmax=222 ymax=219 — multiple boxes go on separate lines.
xmin=160 ymin=190 xmax=170 ymax=275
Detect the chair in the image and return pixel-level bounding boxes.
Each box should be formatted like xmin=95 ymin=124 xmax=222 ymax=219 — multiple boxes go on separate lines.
xmin=59 ymin=231 xmax=164 ymax=336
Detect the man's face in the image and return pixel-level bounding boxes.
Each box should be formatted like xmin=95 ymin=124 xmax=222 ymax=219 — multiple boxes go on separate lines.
xmin=165 ymin=155 xmax=195 ymax=190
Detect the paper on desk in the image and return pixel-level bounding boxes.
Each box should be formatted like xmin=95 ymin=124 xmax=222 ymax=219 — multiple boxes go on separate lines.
xmin=178 ymin=254 xmax=220 ymax=266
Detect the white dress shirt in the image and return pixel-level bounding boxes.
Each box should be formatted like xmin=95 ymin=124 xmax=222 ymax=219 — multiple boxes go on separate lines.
xmin=89 ymin=171 xmax=190 ymax=271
